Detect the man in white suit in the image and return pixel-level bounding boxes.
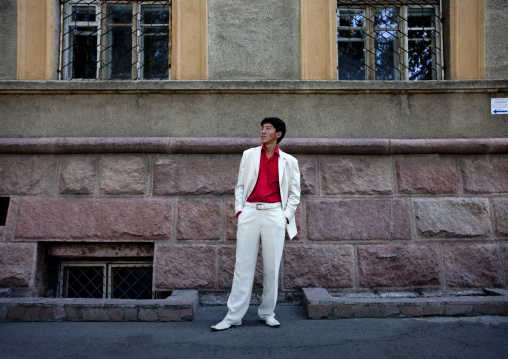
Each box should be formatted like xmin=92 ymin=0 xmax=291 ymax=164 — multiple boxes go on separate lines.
xmin=212 ymin=117 xmax=301 ymax=331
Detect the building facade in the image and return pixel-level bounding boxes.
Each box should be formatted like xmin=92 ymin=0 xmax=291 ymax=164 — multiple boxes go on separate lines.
xmin=0 ymin=0 xmax=507 ymax=302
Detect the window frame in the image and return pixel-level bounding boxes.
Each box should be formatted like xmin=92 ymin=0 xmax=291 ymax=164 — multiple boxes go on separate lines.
xmin=60 ymin=0 xmax=171 ymax=80
xmin=336 ymin=1 xmax=443 ymax=81
xmin=58 ymin=261 xmax=154 ymax=299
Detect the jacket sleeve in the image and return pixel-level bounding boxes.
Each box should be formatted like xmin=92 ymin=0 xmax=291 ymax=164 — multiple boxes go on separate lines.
xmin=234 ymin=151 xmax=247 ymax=215
xmin=283 ymin=157 xmax=301 ymax=223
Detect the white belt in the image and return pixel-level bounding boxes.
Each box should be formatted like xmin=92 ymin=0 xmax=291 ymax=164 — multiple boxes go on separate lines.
xmin=244 ymin=202 xmax=281 ymax=210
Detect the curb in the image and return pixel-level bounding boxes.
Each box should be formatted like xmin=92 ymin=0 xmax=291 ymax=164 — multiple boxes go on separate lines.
xmin=0 ymin=290 xmax=199 ymax=322
xmin=303 ymin=288 xmax=508 ymax=319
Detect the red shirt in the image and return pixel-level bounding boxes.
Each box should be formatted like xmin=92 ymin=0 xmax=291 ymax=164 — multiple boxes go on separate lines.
xmin=247 ymin=145 xmax=282 ymax=203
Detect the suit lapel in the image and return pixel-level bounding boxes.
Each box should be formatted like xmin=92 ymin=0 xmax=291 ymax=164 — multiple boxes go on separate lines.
xmin=278 ymin=150 xmax=286 ymax=185
xmin=254 ymin=146 xmax=262 ymax=177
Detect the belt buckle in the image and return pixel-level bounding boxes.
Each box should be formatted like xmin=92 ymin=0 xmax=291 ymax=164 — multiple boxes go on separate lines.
xmin=256 ymin=203 xmax=262 ymax=210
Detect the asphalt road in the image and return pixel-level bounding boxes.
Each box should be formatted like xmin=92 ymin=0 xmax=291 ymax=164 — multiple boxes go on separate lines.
xmin=1 ymin=305 xmax=507 ymax=359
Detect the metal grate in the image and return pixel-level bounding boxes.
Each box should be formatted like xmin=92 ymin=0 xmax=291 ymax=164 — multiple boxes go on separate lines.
xmin=58 ymin=262 xmax=153 ymax=299
xmin=337 ymin=0 xmax=443 ymax=80
xmin=60 ymin=264 xmax=106 ymax=298
xmin=60 ymin=0 xmax=171 ymax=80
xmin=110 ymin=265 xmax=153 ymax=299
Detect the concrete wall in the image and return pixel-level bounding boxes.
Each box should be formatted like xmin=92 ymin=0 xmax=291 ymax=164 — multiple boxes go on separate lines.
xmin=485 ymin=0 xmax=508 ymax=79
xmin=208 ymin=0 xmax=300 ymax=80
xmin=1 ymin=80 xmax=508 ymax=139
xmin=1 ymin=138 xmax=507 ymax=295
xmin=0 ymin=0 xmax=17 ymax=80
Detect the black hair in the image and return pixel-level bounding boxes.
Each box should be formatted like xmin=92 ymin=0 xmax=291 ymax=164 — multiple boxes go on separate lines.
xmin=261 ymin=117 xmax=286 ymax=143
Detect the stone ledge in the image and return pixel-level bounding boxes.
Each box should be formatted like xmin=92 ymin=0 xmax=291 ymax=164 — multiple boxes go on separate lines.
xmin=1 ymin=137 xmax=507 ymax=155
xmin=0 ymin=290 xmax=198 ymax=322
xmin=1 ymin=79 xmax=507 ymax=94
xmin=303 ymin=287 xmax=508 ymax=319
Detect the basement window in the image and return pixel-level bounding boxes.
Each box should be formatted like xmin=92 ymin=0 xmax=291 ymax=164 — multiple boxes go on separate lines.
xmin=0 ymin=197 xmax=10 ymax=226
xmin=58 ymin=261 xmax=153 ymax=299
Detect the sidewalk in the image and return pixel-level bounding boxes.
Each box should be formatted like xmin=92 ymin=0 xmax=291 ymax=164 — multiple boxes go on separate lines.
xmin=1 ymin=305 xmax=508 ymax=359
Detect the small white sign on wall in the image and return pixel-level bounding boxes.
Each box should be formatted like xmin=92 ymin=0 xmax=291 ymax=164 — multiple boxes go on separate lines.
xmin=491 ymin=98 xmax=508 ymax=115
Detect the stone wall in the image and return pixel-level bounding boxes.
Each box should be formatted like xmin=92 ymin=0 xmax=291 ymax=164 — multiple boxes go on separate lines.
xmin=0 ymin=0 xmax=17 ymax=80
xmin=486 ymin=0 xmax=508 ymax=79
xmin=0 ymin=138 xmax=507 ymax=296
xmin=1 ymin=81 xmax=508 ymax=139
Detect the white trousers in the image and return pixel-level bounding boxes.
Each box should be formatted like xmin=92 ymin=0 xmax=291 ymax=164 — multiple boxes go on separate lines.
xmin=224 ymin=204 xmax=286 ymax=324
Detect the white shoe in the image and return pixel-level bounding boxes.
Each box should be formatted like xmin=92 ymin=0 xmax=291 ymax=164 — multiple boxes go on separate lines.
xmin=260 ymin=316 xmax=280 ymax=327
xmin=211 ymin=320 xmax=242 ymax=331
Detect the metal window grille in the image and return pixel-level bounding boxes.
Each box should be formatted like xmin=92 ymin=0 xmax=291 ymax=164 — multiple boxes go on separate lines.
xmin=60 ymin=0 xmax=171 ymax=80
xmin=337 ymin=0 xmax=443 ymax=80
xmin=58 ymin=262 xmax=153 ymax=299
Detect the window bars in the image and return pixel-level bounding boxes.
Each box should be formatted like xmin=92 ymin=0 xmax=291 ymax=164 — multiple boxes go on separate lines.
xmin=60 ymin=0 xmax=171 ymax=80
xmin=58 ymin=262 xmax=153 ymax=299
xmin=337 ymin=0 xmax=443 ymax=80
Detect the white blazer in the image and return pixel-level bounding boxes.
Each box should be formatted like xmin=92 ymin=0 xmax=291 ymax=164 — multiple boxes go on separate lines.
xmin=235 ymin=146 xmax=301 ymax=239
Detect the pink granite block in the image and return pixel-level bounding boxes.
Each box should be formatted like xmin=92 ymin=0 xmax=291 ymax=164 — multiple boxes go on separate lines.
xmin=385 ymin=305 xmax=401 ymax=317
xmin=392 ymin=198 xmax=412 ymax=240
xmin=306 ymin=199 xmax=392 ymax=241
xmin=445 ymin=304 xmax=473 ymax=316
xmin=107 ymin=308 xmax=124 ymax=321
xmin=154 ymin=245 xmax=216 ymax=289
xmin=217 ymin=246 xmax=264 ymax=289
xmin=461 ymin=155 xmax=508 ymax=193
xmin=357 ymin=245 xmax=440 ymax=288
xmin=158 ymin=308 xmax=184 ymax=321
xmin=320 ymin=156 xmax=393 ymax=195
xmin=14 ymin=198 xmax=172 ymax=241
xmin=401 ymin=305 xmax=421 ymax=317
xmin=421 ymin=304 xmax=445 ymax=316
xmin=396 ymin=155 xmax=458 ymax=194
xmin=332 ymin=304 xmax=354 ymax=319
xmin=225 ymin=198 xmax=238 ymax=241
xmin=100 ymin=156 xmax=149 ymax=195
xmin=0 ymin=155 xmax=57 ymax=196
xmin=138 ymin=309 xmax=158 ymax=321
xmin=40 ymin=307 xmax=53 ymax=321
xmin=295 ymin=155 xmax=317 ymax=195
xmin=16 ymin=306 xmax=41 ymax=321
xmin=59 ymin=157 xmax=97 ymax=195
xmin=124 ymin=308 xmax=138 ymax=321
xmin=47 ymin=243 xmax=154 ymax=259
xmin=0 ymin=243 xmax=37 ymax=287
xmin=82 ymin=308 xmax=109 ymax=321
xmin=307 ymin=304 xmax=333 ymax=319
xmin=7 ymin=307 xmax=27 ymax=321
xmin=442 ymin=244 xmax=502 ymax=288
xmin=153 ymin=155 xmax=239 ymax=196
xmin=493 ymin=199 xmax=508 ymax=236
xmin=53 ymin=306 xmax=66 ymax=320
xmin=414 ymin=198 xmax=491 ymax=238
xmin=65 ymin=306 xmax=82 ymax=320
xmin=352 ymin=305 xmax=370 ymax=318
xmin=283 ymin=245 xmax=355 ymax=289
xmin=177 ymin=199 xmax=222 ymax=240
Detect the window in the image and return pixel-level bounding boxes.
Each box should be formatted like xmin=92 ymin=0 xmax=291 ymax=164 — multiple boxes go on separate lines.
xmin=60 ymin=0 xmax=171 ymax=80
xmin=337 ymin=0 xmax=442 ymax=80
xmin=58 ymin=261 xmax=154 ymax=299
